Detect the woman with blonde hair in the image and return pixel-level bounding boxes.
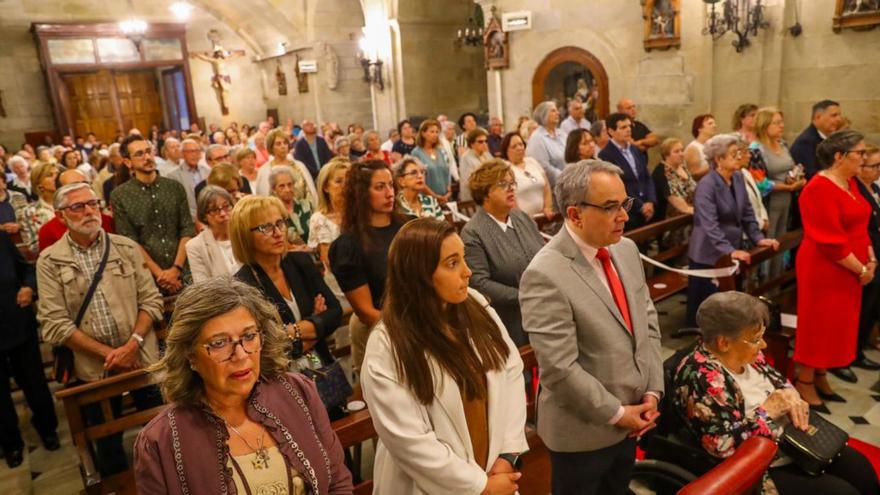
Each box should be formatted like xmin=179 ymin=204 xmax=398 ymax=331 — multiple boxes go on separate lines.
xmin=309 ymin=158 xmax=351 ymax=263
xmin=134 ymin=278 xmax=353 ymax=494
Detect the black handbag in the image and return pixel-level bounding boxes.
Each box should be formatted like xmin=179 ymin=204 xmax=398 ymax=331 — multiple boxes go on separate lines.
xmin=779 ymin=411 xmax=849 ymax=476
xmin=297 ymin=351 xmax=353 ymax=411
xmin=53 ymin=232 xmax=111 ymax=384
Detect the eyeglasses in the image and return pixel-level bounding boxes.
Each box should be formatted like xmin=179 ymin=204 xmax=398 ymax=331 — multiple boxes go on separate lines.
xmin=727 ymin=150 xmax=744 ymax=159
xmin=578 ymin=196 xmax=635 ymax=216
xmin=209 ymin=153 xmax=230 ymax=162
xmin=202 ymin=331 xmax=262 ymax=362
xmin=402 ymin=169 xmax=426 ymax=178
xmin=523 ymin=170 xmax=538 ymax=183
xmin=207 ymin=204 xmax=233 ymax=215
xmin=250 ymin=219 xmax=287 ymax=235
xmin=740 ymin=327 xmax=766 ymax=346
xmin=495 ymin=180 xmax=518 ymax=191
xmin=847 ymin=149 xmax=869 ymax=158
xmin=61 ymin=199 xmax=103 ymax=213
xmin=475 ymin=139 xmax=488 ymax=144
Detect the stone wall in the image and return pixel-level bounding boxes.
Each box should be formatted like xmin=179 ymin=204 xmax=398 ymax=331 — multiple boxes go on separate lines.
xmin=485 ymin=0 xmax=880 ymax=155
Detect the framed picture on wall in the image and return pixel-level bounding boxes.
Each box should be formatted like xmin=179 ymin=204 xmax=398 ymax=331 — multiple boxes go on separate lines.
xmin=642 ymin=0 xmax=680 ymax=51
xmin=483 ymin=10 xmax=509 ymax=70
xmin=834 ymin=0 xmax=880 ymax=31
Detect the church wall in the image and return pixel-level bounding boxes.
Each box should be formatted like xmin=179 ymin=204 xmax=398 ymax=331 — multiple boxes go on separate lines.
xmin=486 ymin=0 xmax=880 ymax=160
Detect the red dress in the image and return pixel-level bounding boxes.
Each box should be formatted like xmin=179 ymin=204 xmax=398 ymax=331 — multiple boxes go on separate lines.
xmin=794 ymin=175 xmax=871 ymax=368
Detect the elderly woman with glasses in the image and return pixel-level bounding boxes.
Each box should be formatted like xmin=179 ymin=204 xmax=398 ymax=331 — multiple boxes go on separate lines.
xmin=674 ymin=291 xmax=878 ymax=495
xmin=501 ymin=132 xmax=553 ymax=218
xmin=458 ymin=128 xmax=493 ymax=203
xmin=794 ymin=130 xmax=874 ymax=410
xmin=186 ymin=186 xmax=241 ymax=283
xmin=134 ymin=278 xmax=353 ymax=494
xmin=686 ymin=134 xmax=780 ymax=326
xmin=269 ymin=167 xmax=312 ymax=248
xmin=229 ymin=196 xmax=342 ymax=383
xmin=460 ymin=160 xmax=545 ymax=347
xmin=393 ymin=157 xmax=445 ymax=220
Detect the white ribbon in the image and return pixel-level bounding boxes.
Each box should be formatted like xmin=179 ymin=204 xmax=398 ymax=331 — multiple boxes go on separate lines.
xmin=446 ymin=204 xmax=739 ymax=280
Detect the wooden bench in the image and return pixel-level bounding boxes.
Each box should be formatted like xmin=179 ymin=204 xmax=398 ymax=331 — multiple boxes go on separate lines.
xmin=715 ymin=229 xmax=803 ymax=376
xmin=625 ymin=214 xmax=693 ymax=302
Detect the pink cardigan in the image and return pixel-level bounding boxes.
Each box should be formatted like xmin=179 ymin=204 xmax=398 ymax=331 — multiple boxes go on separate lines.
xmin=134 ymin=373 xmax=353 ymax=495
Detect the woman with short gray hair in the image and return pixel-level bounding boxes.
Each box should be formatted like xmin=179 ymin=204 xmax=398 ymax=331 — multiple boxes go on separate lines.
xmin=134 ymin=278 xmax=354 ymax=494
xmin=686 ymin=134 xmax=779 ymax=326
xmin=186 ymin=186 xmax=240 ymax=283
xmin=333 ymin=136 xmax=351 ymax=161
xmin=674 ymin=291 xmax=878 ymax=495
xmin=526 ymin=101 xmax=568 ymax=185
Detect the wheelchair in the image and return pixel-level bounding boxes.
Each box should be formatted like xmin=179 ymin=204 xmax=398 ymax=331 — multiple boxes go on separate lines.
xmin=628 ymin=330 xmax=721 ymax=495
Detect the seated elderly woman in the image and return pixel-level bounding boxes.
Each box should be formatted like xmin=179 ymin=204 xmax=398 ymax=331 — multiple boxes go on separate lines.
xmin=460 ymin=159 xmax=545 ymax=347
xmin=186 ymin=186 xmax=241 ymax=283
xmin=393 ymin=157 xmax=445 ymax=220
xmin=458 ymin=128 xmax=493 ymax=203
xmin=686 ymin=134 xmax=780 ymax=326
xmin=674 ymin=291 xmax=879 ymax=495
xmin=333 ymin=135 xmax=351 ymax=161
xmin=134 ymin=278 xmax=353 ymax=494
xmin=269 ymin=166 xmax=312 ymax=247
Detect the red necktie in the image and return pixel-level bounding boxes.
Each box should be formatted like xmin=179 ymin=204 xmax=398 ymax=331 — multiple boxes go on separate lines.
xmin=596 ymin=247 xmax=633 ymax=334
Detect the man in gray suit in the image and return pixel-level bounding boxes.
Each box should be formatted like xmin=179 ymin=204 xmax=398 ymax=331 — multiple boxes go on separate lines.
xmin=520 ymin=160 xmax=664 ymax=495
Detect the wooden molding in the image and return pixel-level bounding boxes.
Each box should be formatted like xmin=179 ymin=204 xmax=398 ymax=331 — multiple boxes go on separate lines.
xmin=531 ymin=46 xmax=610 ymax=120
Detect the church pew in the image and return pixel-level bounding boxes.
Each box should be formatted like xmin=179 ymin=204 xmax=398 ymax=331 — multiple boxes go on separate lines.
xmin=624 ymin=213 xmax=694 ymax=302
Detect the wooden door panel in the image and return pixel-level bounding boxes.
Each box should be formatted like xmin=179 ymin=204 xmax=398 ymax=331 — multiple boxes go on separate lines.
xmin=114 ymin=71 xmax=162 ymax=134
xmin=62 ymin=71 xmax=118 ymax=143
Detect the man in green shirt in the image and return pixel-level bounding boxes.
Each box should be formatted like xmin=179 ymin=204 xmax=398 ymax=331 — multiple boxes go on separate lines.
xmin=110 ymin=135 xmax=195 ymax=294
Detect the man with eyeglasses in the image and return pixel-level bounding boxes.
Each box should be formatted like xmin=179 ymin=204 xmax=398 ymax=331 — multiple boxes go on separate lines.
xmin=168 ymin=138 xmax=211 ymax=220
xmin=111 ymin=134 xmax=195 ymax=295
xmin=37 ymin=181 xmax=164 ymax=476
xmin=520 ymin=160 xmax=663 ymax=495
xmin=38 ymin=169 xmax=115 ymax=252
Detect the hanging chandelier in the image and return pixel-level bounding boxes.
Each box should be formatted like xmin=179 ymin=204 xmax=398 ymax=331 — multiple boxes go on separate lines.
xmin=703 ymin=0 xmax=770 ymax=52
xmin=455 ymin=4 xmax=484 ymax=47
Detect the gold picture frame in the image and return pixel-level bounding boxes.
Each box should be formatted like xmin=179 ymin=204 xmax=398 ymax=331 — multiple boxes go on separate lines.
xmin=643 ymin=0 xmax=681 ymax=51
xmin=834 ymin=0 xmax=880 ymax=32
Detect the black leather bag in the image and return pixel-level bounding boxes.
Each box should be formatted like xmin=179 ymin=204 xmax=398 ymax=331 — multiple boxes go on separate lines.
xmin=779 ymin=412 xmax=849 ymax=476
xmin=53 ymin=232 xmax=111 ymax=384
xmin=298 ymin=352 xmax=352 ymax=411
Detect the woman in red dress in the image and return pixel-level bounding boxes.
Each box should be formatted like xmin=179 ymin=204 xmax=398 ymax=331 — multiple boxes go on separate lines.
xmin=795 ymin=130 xmax=875 ymax=410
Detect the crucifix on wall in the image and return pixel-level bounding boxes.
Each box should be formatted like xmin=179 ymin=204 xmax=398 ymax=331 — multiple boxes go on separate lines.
xmin=190 ymin=29 xmax=245 ymax=115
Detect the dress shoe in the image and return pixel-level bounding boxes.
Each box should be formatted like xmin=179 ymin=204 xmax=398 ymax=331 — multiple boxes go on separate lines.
xmin=41 ymin=432 xmax=60 ymax=451
xmin=817 ymin=390 xmax=847 ymax=403
xmin=853 ymin=357 xmax=880 ymax=371
xmin=4 ymin=449 xmax=23 ymax=468
xmin=809 ymin=402 xmax=831 ymax=414
xmin=829 ymin=366 xmax=858 ymax=383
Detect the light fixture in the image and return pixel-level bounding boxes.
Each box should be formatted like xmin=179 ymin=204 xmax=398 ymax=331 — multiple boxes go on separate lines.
xmin=358 ymin=28 xmax=384 ymax=91
xmin=455 ymin=4 xmax=484 ymax=47
xmin=169 ymin=2 xmax=194 ymax=21
xmin=119 ymin=0 xmax=148 ymax=46
xmin=703 ymin=0 xmax=770 ymax=52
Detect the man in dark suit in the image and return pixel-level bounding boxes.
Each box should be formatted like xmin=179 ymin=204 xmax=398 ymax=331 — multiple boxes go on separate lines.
xmin=293 ymin=119 xmax=332 ymax=180
xmin=790 ymin=99 xmax=842 ymax=180
xmin=598 ymin=113 xmax=656 ymax=230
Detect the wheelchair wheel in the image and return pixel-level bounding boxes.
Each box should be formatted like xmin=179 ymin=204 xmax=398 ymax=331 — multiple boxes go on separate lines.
xmin=628 ymin=459 xmax=697 ymax=495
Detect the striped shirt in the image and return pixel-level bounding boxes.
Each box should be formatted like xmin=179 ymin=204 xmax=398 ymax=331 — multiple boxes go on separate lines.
xmin=68 ymin=232 xmax=125 ymax=348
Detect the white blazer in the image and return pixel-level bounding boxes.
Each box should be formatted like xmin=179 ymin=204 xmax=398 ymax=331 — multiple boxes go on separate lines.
xmin=185 ymin=229 xmax=241 ymax=283
xmin=361 ymin=289 xmax=529 ymax=495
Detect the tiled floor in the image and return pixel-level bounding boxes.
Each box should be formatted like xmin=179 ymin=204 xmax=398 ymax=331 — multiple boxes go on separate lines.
xmin=2 ymin=293 xmax=879 ymax=494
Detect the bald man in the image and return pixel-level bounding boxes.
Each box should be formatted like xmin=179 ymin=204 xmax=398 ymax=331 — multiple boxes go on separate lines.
xmin=38 ymin=169 xmax=115 ymax=252
xmin=617 ymin=99 xmax=658 ymax=162
xmin=561 ymin=99 xmax=592 ymax=135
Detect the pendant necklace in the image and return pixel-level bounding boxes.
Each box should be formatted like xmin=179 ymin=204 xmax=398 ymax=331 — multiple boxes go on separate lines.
xmin=227 ymin=422 xmax=270 ymax=469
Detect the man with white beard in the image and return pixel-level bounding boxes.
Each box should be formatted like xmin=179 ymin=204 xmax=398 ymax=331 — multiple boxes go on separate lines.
xmin=37 ymin=182 xmax=163 ymax=476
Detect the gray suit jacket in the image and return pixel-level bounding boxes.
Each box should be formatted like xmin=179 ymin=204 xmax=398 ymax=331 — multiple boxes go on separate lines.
xmin=461 ymin=208 xmax=545 ymax=347
xmin=167 ymin=162 xmax=211 ymax=219
xmin=519 ymin=226 xmax=663 ymax=452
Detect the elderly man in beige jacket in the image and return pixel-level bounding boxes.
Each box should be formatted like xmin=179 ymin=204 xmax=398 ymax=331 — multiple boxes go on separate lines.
xmin=37 ymin=182 xmax=164 ymax=477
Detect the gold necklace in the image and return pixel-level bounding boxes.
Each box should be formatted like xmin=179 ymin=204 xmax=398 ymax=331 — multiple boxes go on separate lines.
xmin=227 ymin=422 xmax=270 ymax=469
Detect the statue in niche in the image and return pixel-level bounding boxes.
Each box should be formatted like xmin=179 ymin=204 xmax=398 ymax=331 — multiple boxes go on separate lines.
xmin=641 ymin=0 xmax=680 ymax=51
xmin=835 ymin=0 xmax=880 ymax=31
xmin=276 ymin=61 xmax=288 ymax=96
xmin=190 ymin=29 xmax=246 ymax=115
xmin=324 ymin=43 xmax=339 ymax=91
xmin=294 ymin=54 xmax=309 ymax=94
xmin=482 ymin=7 xmax=509 ymax=70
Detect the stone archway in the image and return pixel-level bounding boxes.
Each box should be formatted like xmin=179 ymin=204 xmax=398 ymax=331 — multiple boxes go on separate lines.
xmin=532 ymin=46 xmax=610 ymax=122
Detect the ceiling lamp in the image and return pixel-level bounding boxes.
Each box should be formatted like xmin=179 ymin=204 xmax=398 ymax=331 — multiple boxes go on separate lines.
xmin=169 ymin=2 xmax=194 ymax=21
xmin=703 ymin=0 xmax=770 ymax=52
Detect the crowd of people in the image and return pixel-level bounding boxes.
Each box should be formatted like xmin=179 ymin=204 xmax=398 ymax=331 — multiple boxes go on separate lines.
xmin=0 ymin=96 xmax=878 ymax=495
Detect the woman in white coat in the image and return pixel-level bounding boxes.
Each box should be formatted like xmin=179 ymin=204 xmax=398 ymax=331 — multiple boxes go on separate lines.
xmin=186 ymin=186 xmax=241 ymax=282
xmin=361 ymin=217 xmax=528 ymax=495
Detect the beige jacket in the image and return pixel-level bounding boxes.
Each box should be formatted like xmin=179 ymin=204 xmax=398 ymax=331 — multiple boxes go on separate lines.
xmin=37 ymin=232 xmax=164 ymax=382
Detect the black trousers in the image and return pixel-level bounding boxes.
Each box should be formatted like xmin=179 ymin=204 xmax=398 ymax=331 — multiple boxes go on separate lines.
xmin=70 ymin=382 xmax=162 ymax=477
xmin=769 ymin=445 xmax=879 ymax=495
xmin=856 ymin=280 xmax=880 ymax=362
xmin=549 ymin=438 xmax=637 ymax=495
xmin=686 ymin=260 xmax=718 ymax=327
xmin=0 ymin=332 xmax=58 ymax=451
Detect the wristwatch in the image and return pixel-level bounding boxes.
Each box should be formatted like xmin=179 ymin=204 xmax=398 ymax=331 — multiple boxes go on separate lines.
xmin=498 ymin=453 xmax=522 ymax=470
xmin=130 ymin=333 xmax=145 ymax=348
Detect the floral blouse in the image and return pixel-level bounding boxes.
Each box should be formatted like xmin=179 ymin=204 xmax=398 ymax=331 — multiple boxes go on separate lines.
xmin=20 ymin=199 xmax=55 ymax=255
xmin=396 ymin=192 xmax=445 ymax=220
xmin=673 ymin=344 xmax=792 ymax=459
xmin=665 ymin=166 xmax=697 ymax=216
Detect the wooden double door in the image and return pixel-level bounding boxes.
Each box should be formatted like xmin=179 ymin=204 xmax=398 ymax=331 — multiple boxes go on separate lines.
xmin=63 ymin=69 xmax=163 ymax=143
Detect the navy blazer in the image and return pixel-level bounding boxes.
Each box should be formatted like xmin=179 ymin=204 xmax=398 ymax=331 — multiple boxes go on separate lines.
xmin=235 ymin=252 xmax=341 ymax=364
xmin=599 ymin=141 xmax=656 ymax=226
xmin=293 ymin=136 xmax=333 ymax=180
xmin=855 ymin=180 xmax=880 ymax=256
xmin=687 ymin=170 xmax=764 ymax=266
xmin=790 ymin=124 xmax=823 ymax=180
xmin=0 ymin=232 xmax=37 ymax=351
